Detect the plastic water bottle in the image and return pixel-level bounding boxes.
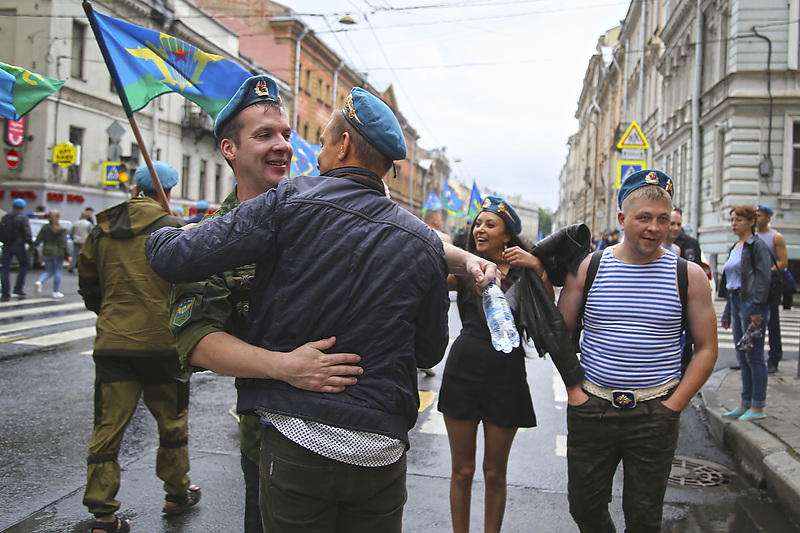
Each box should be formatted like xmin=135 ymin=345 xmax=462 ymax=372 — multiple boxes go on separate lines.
xmin=482 ymin=281 xmax=521 ymax=353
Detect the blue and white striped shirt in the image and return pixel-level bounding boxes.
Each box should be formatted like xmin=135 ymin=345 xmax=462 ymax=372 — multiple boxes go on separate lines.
xmin=581 ymin=249 xmax=683 ymax=389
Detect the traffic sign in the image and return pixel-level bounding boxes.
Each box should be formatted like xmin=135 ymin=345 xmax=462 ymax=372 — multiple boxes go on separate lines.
xmin=6 ymin=117 xmax=25 ymax=147
xmin=52 ymin=142 xmax=77 ymax=167
xmin=617 ymin=122 xmax=649 ymax=149
xmin=6 ymin=149 xmax=20 ymax=169
xmin=102 ymin=161 xmax=122 ymax=185
xmin=617 ymin=160 xmax=646 ymax=188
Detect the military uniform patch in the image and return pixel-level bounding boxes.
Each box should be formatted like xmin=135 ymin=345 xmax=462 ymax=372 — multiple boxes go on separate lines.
xmin=173 ymin=298 xmax=195 ymax=327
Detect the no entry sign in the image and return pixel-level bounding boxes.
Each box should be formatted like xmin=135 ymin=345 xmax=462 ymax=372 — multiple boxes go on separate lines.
xmin=6 ymin=149 xmax=20 ymax=169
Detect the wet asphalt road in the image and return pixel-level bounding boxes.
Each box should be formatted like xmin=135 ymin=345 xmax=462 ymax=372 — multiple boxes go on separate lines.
xmin=0 ymin=273 xmax=798 ymax=532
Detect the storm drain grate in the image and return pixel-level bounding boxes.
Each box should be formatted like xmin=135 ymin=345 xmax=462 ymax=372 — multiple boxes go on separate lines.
xmin=668 ymin=456 xmax=733 ymax=488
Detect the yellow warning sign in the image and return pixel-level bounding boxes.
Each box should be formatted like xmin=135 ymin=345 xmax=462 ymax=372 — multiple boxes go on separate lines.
xmin=617 ymin=122 xmax=649 ymax=149
xmin=52 ymin=142 xmax=77 ymax=167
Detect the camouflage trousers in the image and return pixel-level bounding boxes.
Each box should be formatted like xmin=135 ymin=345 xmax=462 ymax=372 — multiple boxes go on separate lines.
xmin=83 ymin=356 xmax=191 ymax=518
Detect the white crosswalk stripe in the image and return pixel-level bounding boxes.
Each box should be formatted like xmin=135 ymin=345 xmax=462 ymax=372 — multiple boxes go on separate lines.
xmin=0 ymin=299 xmax=96 ymax=348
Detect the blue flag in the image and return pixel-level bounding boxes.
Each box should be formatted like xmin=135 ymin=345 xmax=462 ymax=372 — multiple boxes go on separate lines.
xmin=422 ymin=191 xmax=443 ymax=212
xmin=442 ymin=179 xmax=464 ymax=213
xmin=84 ymin=7 xmax=251 ymax=119
xmin=0 ymin=62 xmax=65 ymax=121
xmin=467 ymin=181 xmax=482 ymax=219
xmin=290 ymin=130 xmax=320 ymax=177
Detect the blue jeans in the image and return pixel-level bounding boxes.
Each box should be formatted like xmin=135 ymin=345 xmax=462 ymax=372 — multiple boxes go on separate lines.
xmin=730 ymin=294 xmax=769 ymax=409
xmin=38 ymin=256 xmax=63 ymax=293
xmin=1 ymin=242 xmax=28 ymax=296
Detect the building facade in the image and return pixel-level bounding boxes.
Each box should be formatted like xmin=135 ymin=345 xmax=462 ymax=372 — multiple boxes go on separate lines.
xmin=0 ymin=0 xmax=285 ymax=221
xmin=559 ymin=0 xmax=800 ymax=277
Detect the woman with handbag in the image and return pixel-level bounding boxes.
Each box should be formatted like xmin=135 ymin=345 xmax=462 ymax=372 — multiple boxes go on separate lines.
xmin=33 ymin=209 xmax=70 ymax=298
xmin=720 ymin=205 xmax=772 ymax=421
xmin=437 ymin=196 xmax=548 ymax=533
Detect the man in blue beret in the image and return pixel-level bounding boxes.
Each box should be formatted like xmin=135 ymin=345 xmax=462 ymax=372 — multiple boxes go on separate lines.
xmin=558 ymin=170 xmax=718 ymax=533
xmin=79 ymin=162 xmax=202 ymax=533
xmin=146 ymin=86 xmax=496 ymax=532
xmin=754 ymin=204 xmax=788 ymax=373
xmin=170 ymin=75 xmax=366 ymax=533
xmin=187 ymin=200 xmax=209 ymax=224
xmin=1 ymin=198 xmax=33 ymax=301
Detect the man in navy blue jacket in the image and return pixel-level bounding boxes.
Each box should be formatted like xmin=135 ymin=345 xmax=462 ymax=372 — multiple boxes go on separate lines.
xmin=147 ymin=88 xmax=452 ymax=533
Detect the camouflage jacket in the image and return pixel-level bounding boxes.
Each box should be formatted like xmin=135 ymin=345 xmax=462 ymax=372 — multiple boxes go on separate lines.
xmin=169 ymin=187 xmax=261 ymax=462
xmin=169 ymin=187 xmax=256 ymax=371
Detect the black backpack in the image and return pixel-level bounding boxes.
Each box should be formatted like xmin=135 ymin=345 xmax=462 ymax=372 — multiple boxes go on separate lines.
xmin=0 ymin=213 xmax=16 ymax=244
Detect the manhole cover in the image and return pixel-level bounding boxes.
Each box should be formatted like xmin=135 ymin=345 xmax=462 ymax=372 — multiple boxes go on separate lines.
xmin=668 ymin=456 xmax=733 ymax=488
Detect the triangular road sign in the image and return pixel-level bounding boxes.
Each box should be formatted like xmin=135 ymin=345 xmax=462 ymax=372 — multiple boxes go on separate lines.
xmin=617 ymin=122 xmax=649 ymax=149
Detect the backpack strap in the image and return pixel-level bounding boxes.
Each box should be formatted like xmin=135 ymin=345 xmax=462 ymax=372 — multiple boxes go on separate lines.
xmin=580 ymin=249 xmax=603 ymax=316
xmin=677 ymin=256 xmax=689 ymax=334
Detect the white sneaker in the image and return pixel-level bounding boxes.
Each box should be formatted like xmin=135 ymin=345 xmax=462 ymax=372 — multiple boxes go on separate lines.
xmin=52 ymin=291 xmax=64 ymax=299
xmin=34 ymin=281 xmax=42 ymax=296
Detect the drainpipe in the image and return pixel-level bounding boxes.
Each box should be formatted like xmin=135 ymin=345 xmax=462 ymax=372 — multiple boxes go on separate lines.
xmin=292 ymin=27 xmax=309 ymax=131
xmin=638 ymin=0 xmax=647 ymax=124
xmin=751 ymin=27 xmax=773 ymax=180
xmin=690 ymin=0 xmax=703 ymax=238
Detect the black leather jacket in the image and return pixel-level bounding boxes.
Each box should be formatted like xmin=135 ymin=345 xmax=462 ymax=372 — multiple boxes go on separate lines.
xmin=146 ymin=170 xmax=450 ymax=445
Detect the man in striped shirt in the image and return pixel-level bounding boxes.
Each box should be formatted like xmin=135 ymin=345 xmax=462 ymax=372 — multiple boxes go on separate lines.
xmin=558 ymin=170 xmax=718 ymax=533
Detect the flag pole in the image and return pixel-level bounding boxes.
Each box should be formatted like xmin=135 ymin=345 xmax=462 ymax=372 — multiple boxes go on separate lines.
xmin=82 ymin=0 xmax=171 ymax=215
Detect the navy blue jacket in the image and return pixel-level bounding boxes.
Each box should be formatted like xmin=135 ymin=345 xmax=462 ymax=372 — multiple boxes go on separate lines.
xmin=146 ymin=172 xmax=449 ymax=445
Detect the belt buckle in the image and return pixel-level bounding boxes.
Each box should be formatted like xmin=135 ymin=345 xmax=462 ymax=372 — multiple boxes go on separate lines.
xmin=611 ymin=390 xmax=636 ymax=409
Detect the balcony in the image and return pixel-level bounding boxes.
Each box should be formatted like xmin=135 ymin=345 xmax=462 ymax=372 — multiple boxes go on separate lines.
xmin=181 ymin=104 xmax=214 ymax=142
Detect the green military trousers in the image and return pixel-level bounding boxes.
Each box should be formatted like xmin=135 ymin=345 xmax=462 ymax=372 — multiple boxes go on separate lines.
xmin=83 ymin=356 xmax=191 ymax=518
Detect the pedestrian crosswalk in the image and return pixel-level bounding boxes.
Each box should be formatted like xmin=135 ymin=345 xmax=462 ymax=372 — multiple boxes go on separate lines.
xmin=714 ymin=300 xmax=800 ymax=353
xmin=0 ymin=295 xmax=797 ymax=359
xmin=0 ymin=297 xmax=96 ymax=349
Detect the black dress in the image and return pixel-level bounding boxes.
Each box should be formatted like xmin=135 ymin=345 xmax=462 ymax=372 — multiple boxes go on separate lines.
xmin=437 ymin=267 xmax=537 ymax=428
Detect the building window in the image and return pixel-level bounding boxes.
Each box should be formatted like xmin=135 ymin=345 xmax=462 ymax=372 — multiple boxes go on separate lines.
xmin=71 ymin=21 xmax=85 ymax=79
xmin=181 ymin=155 xmax=190 ymax=199
xmin=67 ymin=126 xmax=83 ymax=183
xmin=130 ymin=143 xmax=140 ymax=167
xmin=215 ymin=163 xmax=223 ymax=202
xmin=198 ymin=159 xmax=207 ymax=200
xmin=305 ymin=69 xmax=311 ymax=95
xmin=792 ymin=122 xmax=800 ymax=193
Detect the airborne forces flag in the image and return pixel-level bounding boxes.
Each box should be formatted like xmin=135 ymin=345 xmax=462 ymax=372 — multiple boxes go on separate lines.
xmin=83 ymin=6 xmax=251 ymax=119
xmin=0 ymin=62 xmax=65 ymax=121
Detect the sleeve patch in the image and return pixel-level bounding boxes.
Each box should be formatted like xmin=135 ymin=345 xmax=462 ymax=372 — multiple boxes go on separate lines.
xmin=173 ymin=298 xmax=196 ymax=327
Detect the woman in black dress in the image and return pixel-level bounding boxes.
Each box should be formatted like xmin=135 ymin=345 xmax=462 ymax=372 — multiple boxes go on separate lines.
xmin=438 ymin=196 xmax=551 ymax=533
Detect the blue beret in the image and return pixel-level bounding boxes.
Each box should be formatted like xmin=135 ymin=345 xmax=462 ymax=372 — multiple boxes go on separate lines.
xmin=12 ymin=198 xmax=26 ymax=208
xmin=755 ymin=204 xmax=773 ymax=216
xmin=617 ymin=169 xmax=674 ymax=209
xmin=214 ymin=75 xmax=281 ymax=138
xmin=134 ymin=161 xmax=179 ymax=192
xmin=196 ymin=200 xmax=209 ymax=211
xmin=343 ymin=87 xmax=407 ymax=161
xmin=480 ymin=195 xmax=522 ymax=235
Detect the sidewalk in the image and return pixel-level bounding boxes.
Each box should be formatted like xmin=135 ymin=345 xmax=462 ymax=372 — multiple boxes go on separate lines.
xmin=701 ymin=363 xmax=800 ymax=526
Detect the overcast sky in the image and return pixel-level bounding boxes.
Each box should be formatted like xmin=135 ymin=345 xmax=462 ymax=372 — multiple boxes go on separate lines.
xmin=279 ymin=0 xmax=631 ymax=211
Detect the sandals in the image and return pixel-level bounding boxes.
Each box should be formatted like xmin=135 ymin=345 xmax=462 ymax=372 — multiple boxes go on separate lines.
xmin=89 ymin=517 xmax=130 ymax=533
xmin=162 ymin=485 xmax=202 ymax=515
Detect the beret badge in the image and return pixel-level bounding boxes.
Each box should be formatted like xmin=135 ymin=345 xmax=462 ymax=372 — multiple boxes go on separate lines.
xmin=254 ymin=80 xmax=270 ymax=97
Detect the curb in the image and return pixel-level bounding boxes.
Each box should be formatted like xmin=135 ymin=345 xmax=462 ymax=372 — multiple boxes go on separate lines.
xmin=700 ymin=370 xmax=800 ymax=528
